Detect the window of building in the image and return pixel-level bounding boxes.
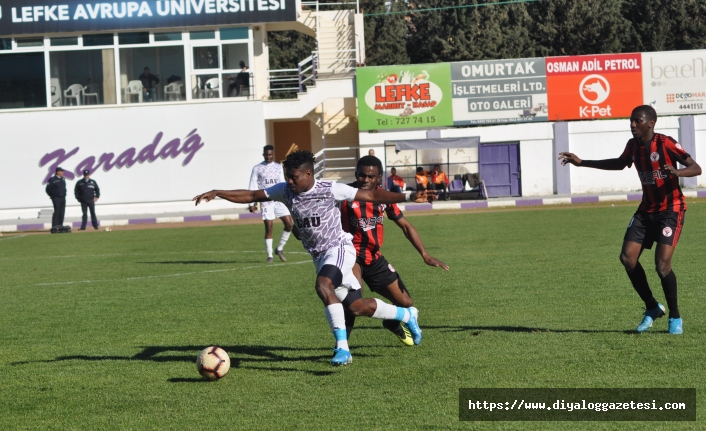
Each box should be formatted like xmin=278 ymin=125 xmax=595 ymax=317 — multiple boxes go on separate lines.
xmin=118 ymin=32 xmax=149 ymax=45
xmin=83 ymin=34 xmax=115 ymax=47
xmin=50 ymin=37 xmax=79 ymax=47
xmin=0 ymin=39 xmax=11 ymax=51
xmin=50 ymin=49 xmax=116 ymax=107
xmin=154 ymin=32 xmax=182 ymax=42
xmin=190 ymin=30 xmax=216 ymax=40
xmin=16 ymin=37 xmax=44 ymax=48
xmin=220 ymin=27 xmax=248 ymax=40
xmin=120 ymin=46 xmax=186 ymax=103
xmin=0 ymin=53 xmax=47 ymax=110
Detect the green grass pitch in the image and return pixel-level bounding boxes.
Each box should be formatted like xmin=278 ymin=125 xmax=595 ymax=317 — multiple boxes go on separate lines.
xmin=1 ymin=201 xmax=705 ymax=430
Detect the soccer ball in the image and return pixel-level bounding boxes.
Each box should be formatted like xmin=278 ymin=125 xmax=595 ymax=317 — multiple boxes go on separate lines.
xmin=196 ymin=346 xmax=231 ymax=380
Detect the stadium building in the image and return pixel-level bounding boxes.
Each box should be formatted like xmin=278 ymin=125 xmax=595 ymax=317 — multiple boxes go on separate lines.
xmin=1 ymin=2 xmax=705 ymax=225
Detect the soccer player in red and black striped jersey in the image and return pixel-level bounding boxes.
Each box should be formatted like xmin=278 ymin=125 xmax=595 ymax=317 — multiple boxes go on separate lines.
xmin=559 ymin=105 xmax=701 ymax=335
xmin=340 ymin=155 xmax=449 ymax=345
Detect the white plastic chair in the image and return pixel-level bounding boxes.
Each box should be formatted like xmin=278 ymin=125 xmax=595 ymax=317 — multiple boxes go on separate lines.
xmin=125 ymin=80 xmax=143 ymax=103
xmin=164 ymin=81 xmax=183 ymax=101
xmin=83 ymin=84 xmax=100 ymax=105
xmin=204 ymin=77 xmax=220 ymax=98
xmin=63 ymin=84 xmax=83 ymax=106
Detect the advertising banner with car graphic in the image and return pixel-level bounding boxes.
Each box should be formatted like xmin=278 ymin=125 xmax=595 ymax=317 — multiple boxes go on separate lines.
xmin=356 ymin=63 xmax=453 ymax=130
xmin=642 ymin=50 xmax=706 ymax=116
xmin=450 ymin=57 xmax=548 ymax=125
xmin=545 ymin=53 xmax=643 ymax=121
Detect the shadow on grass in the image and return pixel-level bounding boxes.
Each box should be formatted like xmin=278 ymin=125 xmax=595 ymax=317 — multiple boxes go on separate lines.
xmin=11 ymin=345 xmax=366 ymax=378
xmin=357 ymin=325 xmax=636 ymax=335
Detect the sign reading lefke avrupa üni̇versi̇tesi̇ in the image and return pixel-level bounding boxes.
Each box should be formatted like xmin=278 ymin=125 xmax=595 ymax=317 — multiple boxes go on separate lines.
xmin=545 ymin=53 xmax=643 ymax=121
xmin=0 ymin=0 xmax=296 ymax=36
xmin=450 ymin=57 xmax=548 ymax=125
xmin=356 ymin=63 xmax=453 ymax=131
xmin=642 ymin=49 xmax=706 ymax=116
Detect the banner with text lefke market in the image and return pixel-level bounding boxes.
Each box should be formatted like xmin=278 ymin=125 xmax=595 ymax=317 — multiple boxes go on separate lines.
xmin=642 ymin=49 xmax=706 ymax=116
xmin=546 ymin=53 xmax=643 ymax=121
xmin=451 ymin=57 xmax=547 ymax=125
xmin=356 ymin=63 xmax=453 ymax=131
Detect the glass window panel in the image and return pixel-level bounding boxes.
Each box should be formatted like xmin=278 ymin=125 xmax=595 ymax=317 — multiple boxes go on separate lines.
xmin=118 ymin=32 xmax=149 ymax=45
xmin=50 ymin=37 xmax=79 ymax=46
xmin=190 ymin=30 xmax=216 ymax=40
xmin=220 ymin=27 xmax=248 ymax=40
xmin=222 ymin=43 xmax=249 ymax=70
xmin=448 ymin=146 xmax=478 ymax=164
xmin=83 ymin=33 xmax=114 ymax=47
xmin=0 ymin=39 xmax=11 ymax=50
xmin=16 ymin=37 xmax=43 ymax=48
xmin=418 ymin=149 xmax=447 ymax=167
xmin=154 ymin=32 xmax=182 ymax=42
xmin=50 ymin=49 xmax=116 ymax=107
xmin=192 ymin=74 xmax=220 ymax=99
xmin=0 ymin=52 xmax=47 ymax=109
xmin=192 ymin=46 xmax=219 ymax=69
xmin=119 ymin=46 xmax=185 ymax=103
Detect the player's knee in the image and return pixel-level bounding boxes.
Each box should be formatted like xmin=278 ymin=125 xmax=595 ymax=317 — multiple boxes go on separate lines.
xmin=619 ymin=252 xmax=636 ymax=269
xmin=314 ymin=279 xmax=337 ymax=303
xmin=347 ymin=299 xmax=373 ymax=317
xmin=655 ymin=261 xmax=671 ymax=278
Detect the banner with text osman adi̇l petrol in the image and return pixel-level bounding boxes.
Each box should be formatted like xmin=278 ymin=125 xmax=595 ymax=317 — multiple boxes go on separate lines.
xmin=356 ymin=63 xmax=453 ymax=131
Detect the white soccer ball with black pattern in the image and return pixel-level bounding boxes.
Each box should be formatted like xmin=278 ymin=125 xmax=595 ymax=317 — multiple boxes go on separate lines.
xmin=196 ymin=346 xmax=231 ymax=380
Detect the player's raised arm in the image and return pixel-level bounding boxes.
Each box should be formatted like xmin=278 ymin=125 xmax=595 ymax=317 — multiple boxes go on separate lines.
xmin=558 ymin=152 xmax=628 ymax=170
xmin=393 ymin=216 xmax=449 ymax=271
xmin=192 ymin=189 xmax=269 ymax=206
xmin=354 ymin=188 xmax=435 ymax=204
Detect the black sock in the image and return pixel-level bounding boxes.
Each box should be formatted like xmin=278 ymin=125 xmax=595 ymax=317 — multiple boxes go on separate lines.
xmin=382 ymin=319 xmax=404 ymax=337
xmin=660 ymin=271 xmax=680 ymax=318
xmin=344 ymin=307 xmax=355 ymax=340
xmin=626 ymin=262 xmax=658 ymax=310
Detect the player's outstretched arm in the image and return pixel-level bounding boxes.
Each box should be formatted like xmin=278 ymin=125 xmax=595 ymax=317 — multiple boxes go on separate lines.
xmin=192 ymin=189 xmax=269 ymax=206
xmin=394 ymin=216 xmax=449 ymax=271
xmin=558 ymin=152 xmax=627 ymax=170
xmin=354 ymin=189 xmax=435 ymax=204
xmin=664 ymin=157 xmax=702 ymax=178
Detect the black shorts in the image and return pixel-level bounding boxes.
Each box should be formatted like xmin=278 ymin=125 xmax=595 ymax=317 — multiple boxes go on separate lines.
xmin=624 ymin=210 xmax=685 ymax=249
xmin=357 ymin=255 xmax=400 ymax=293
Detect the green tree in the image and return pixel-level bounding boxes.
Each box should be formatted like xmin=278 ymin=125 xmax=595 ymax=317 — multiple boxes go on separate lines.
xmin=361 ymin=0 xmax=411 ymax=66
xmin=267 ymin=30 xmax=317 ymax=70
xmin=405 ymin=0 xmax=535 ymax=64
xmin=526 ymin=0 xmax=634 ymax=56
xmin=622 ymin=0 xmax=706 ymax=52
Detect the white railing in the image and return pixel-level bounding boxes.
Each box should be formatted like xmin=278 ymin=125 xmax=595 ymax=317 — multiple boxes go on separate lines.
xmin=314 ymin=146 xmax=359 ymax=179
xmin=301 ymin=0 xmax=359 ymax=14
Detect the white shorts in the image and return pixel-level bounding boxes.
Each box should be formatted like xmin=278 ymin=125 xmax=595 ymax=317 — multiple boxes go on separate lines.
xmin=313 ymin=240 xmax=361 ymax=301
xmin=262 ymin=202 xmax=290 ymax=221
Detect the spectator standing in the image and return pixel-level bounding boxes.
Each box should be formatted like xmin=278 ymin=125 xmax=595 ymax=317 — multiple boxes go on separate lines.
xmin=74 ymin=169 xmax=101 ymax=230
xmin=45 ymin=167 xmax=67 ymax=228
xmin=387 ymin=167 xmax=405 ymax=193
xmin=415 ymin=167 xmax=429 ymax=191
xmin=368 ymin=149 xmax=375 ymax=156
xmin=430 ymin=164 xmax=450 ymax=200
xmin=139 ymin=67 xmax=160 ymax=102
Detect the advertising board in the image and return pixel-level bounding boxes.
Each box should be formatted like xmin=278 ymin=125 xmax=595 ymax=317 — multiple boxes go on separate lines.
xmin=642 ymin=50 xmax=706 ymax=116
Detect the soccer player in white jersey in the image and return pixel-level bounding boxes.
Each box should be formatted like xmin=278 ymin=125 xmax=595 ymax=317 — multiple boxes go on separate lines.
xmin=193 ymin=150 xmax=433 ymax=366
xmin=248 ymin=145 xmax=294 ymax=263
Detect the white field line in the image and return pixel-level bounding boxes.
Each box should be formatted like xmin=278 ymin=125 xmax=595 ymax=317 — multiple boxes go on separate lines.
xmin=5 ymin=260 xmax=311 ymax=288
xmin=0 ymin=235 xmax=28 ymax=241
xmin=0 ymin=250 xmax=311 ymax=261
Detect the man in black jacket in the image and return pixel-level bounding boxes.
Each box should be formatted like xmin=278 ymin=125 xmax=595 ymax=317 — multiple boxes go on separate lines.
xmin=74 ymin=169 xmax=101 ymax=230
xmin=45 ymin=167 xmax=67 ymax=228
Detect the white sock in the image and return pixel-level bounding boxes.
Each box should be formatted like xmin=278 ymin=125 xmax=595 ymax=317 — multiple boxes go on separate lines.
xmin=325 ymin=303 xmax=349 ymax=350
xmin=371 ymin=298 xmax=402 ymax=320
xmin=265 ymin=238 xmax=273 ymax=257
xmin=277 ymin=231 xmax=291 ymax=251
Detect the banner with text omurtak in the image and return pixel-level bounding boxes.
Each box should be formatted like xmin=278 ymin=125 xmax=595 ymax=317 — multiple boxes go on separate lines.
xmin=545 ymin=53 xmax=643 ymax=121
xmin=356 ymin=63 xmax=453 ymax=131
xmin=451 ymin=57 xmax=547 ymax=125
xmin=642 ymin=49 xmax=706 ymax=116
